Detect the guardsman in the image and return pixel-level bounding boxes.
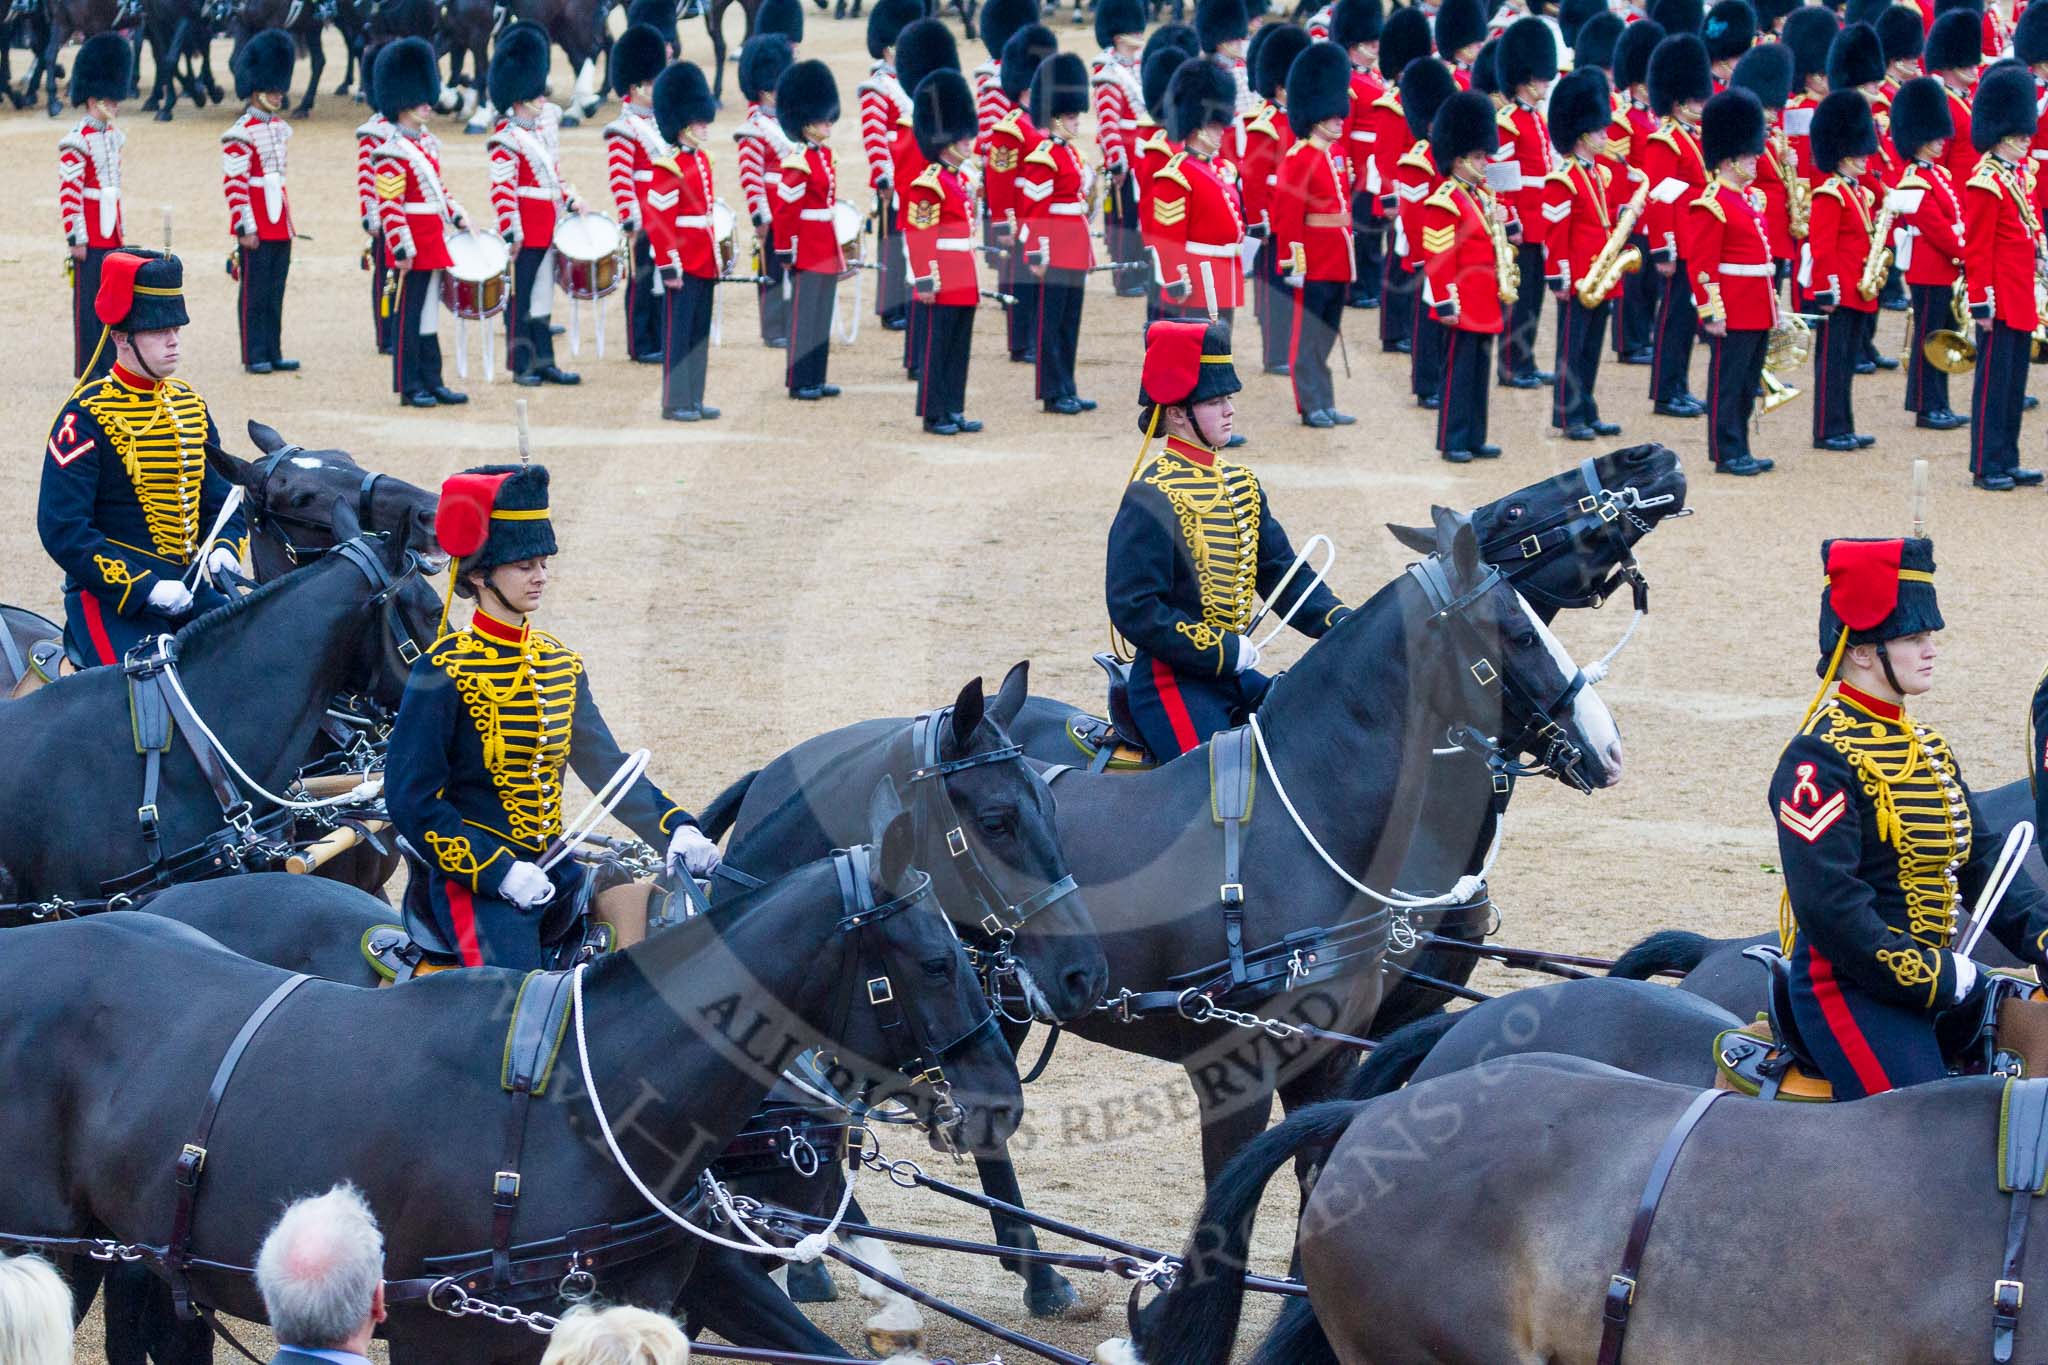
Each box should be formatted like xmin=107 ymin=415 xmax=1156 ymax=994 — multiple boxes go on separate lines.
xmin=1642 ymin=33 xmax=1712 ymax=417
xmin=1687 ymin=87 xmax=1777 ymax=474
xmin=860 ymin=0 xmax=921 ymax=334
xmin=903 ymin=69 xmax=984 ymax=434
xmin=603 ymin=23 xmax=670 ymax=365
xmin=1245 ymin=24 xmax=1307 ymax=375
xmin=38 ymin=251 xmax=247 ymax=666
xmin=1332 ymin=0 xmax=1386 ymax=310
xmin=222 ymin=31 xmax=298 ymax=376
xmin=734 ymin=34 xmax=797 ymax=350
xmin=1420 ymin=89 xmax=1514 ymax=461
xmin=1829 ymin=22 xmax=1905 ymax=362
xmin=1543 ymin=66 xmax=1627 ymax=441
xmin=647 ymin=62 xmax=720 ymax=422
xmin=1773 ymin=537 xmax=2048 ymax=1099
xmin=975 ymin=0 xmax=1040 ymax=146
xmin=1889 ymin=76 xmax=1967 ymax=431
xmin=1395 ymin=57 xmax=1459 ymax=409
xmin=1927 ymin=10 xmax=1984 ymax=188
xmin=357 ymin=39 xmax=395 ymax=356
xmin=1107 ymin=319 xmax=1348 ymax=760
xmin=488 ymin=23 xmax=585 ymax=387
xmin=1093 ymin=0 xmax=1151 ymax=299
xmin=1805 ymin=90 xmax=1879 ymax=451
xmin=891 ymin=19 xmax=962 ymax=380
xmin=1781 ymin=7 xmax=1838 ymax=190
xmin=1022 ymin=52 xmax=1098 ymax=415
xmin=773 ymin=59 xmax=844 ymax=401
xmin=1729 ymin=43 xmax=1795 ymax=289
xmin=2015 ymin=5 xmax=2048 ymax=227
xmin=1138 ymin=46 xmax=1194 ymax=324
xmin=1363 ymin=8 xmax=1433 ymax=352
xmin=1494 ymin=17 xmax=1560 ymax=388
xmin=60 ymin=34 xmax=131 ymax=382
xmin=989 ymin=25 xmax=1056 ymax=364
xmin=1703 ymin=0 xmax=1753 ymax=87
xmin=371 ymin=38 xmax=472 ymax=409
xmin=1153 ymin=61 xmax=1248 ymax=330
xmin=386 ymin=465 xmax=721 ymax=970
xmin=1436 ymin=0 xmax=1489 ymax=87
xmin=1612 ymin=19 xmax=1666 ymax=364
xmin=1878 ymin=4 xmax=1923 ymax=96
xmin=1963 ymin=65 xmax=2045 ymax=490
xmin=1272 ymin=42 xmax=1355 ymax=427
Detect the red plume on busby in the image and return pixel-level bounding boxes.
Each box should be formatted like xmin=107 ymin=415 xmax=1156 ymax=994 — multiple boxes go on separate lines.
xmin=1810 ymin=88 xmax=1876 ymax=171
xmin=653 ymin=61 xmax=716 ymax=142
xmin=1971 ymin=62 xmax=2038 ymax=150
xmin=1924 ymin=8 xmax=1982 ymax=70
xmin=1497 ymin=15 xmax=1559 ymax=91
xmin=487 ymin=22 xmax=550 ymax=112
xmin=70 ymin=31 xmax=131 ymax=106
xmin=1331 ymin=0 xmax=1384 ymax=47
xmin=1164 ymin=56 xmax=1235 ymax=138
xmin=436 ymin=465 xmax=557 ymax=572
xmin=1728 ymin=40 xmax=1791 ymax=109
xmin=1429 ymin=87 xmax=1499 ymax=168
xmin=233 ymin=28 xmax=295 ymax=100
xmin=1646 ymin=33 xmax=1711 ymax=115
xmin=1781 ymin=6 xmax=1839 ymax=87
xmin=1284 ymin=41 xmax=1352 ymax=137
xmin=1547 ymin=64 xmax=1612 ymax=152
xmin=608 ymin=24 xmax=666 ymax=96
xmin=1700 ymin=85 xmax=1766 ymax=165
xmin=1030 ymin=50 xmax=1090 ymax=125
xmin=913 ymin=68 xmax=978 ymax=159
xmin=1826 ymin=22 xmax=1884 ymax=91
xmin=775 ymin=58 xmax=839 ymax=141
xmin=1434 ymin=0 xmax=1487 ymax=56
xmin=1886 ymin=74 xmax=1951 ymax=158
xmin=1400 ymin=56 xmax=1457 ymax=138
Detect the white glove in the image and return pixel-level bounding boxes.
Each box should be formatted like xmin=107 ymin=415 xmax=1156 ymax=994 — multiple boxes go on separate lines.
xmin=497 ymin=860 xmax=554 ymax=908
xmin=206 ymin=545 xmax=241 ymax=579
xmin=1951 ymin=954 xmax=1979 ymax=1004
xmin=668 ymin=824 xmax=722 ymax=877
xmin=147 ymin=579 xmax=195 ymax=616
xmin=1232 ymin=634 xmax=1262 ymax=675
xmin=1284 ymin=272 xmax=1306 ymax=289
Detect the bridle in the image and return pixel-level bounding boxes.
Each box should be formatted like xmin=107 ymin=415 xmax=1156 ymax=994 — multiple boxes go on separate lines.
xmin=1479 ymin=455 xmax=1684 ymax=615
xmin=331 ymin=535 xmax=428 ymax=690
xmin=240 ymin=442 xmax=398 ymax=569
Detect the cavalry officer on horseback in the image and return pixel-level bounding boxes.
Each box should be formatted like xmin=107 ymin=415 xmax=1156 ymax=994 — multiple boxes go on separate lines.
xmin=60 ymin=33 xmax=133 ymax=382
xmin=386 ymin=465 xmax=722 ymax=970
xmin=487 ymin=22 xmax=585 ymax=388
xmin=37 ymin=250 xmax=247 ymax=668
xmin=1772 ymin=537 xmax=2048 ymax=1099
xmin=1105 ymin=319 xmax=1348 ymax=760
xmin=221 ymin=29 xmax=300 ymax=377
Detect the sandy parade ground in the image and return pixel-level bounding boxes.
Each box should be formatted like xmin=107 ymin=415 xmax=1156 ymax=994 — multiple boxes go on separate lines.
xmin=4 ymin=7 xmax=2047 ymax=1359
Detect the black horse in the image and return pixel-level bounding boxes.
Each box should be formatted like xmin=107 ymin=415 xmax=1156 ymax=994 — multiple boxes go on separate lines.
xmin=5 ymin=790 xmax=1021 ymax=1364
xmin=138 ymin=0 xmax=219 ymax=118
xmin=503 ymin=0 xmax=609 ymax=120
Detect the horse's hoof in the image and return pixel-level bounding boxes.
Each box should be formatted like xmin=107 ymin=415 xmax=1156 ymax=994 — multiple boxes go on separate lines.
xmin=866 ymin=1326 xmax=924 ymax=1357
xmin=155 ymin=107 xmax=172 ymax=121
xmin=784 ymin=1257 xmax=837 ymax=1303
xmin=1026 ymin=1274 xmax=1097 ymax=1321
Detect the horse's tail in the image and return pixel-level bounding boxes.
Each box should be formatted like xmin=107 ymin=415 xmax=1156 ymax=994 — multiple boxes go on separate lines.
xmin=1248 ymin=1294 xmax=1339 ymax=1365
xmin=1133 ymin=1101 xmax=1363 ymax=1365
xmin=1344 ymin=1009 xmax=1458 ymax=1102
xmin=1607 ymin=929 xmax=1715 ymax=981
xmin=696 ymin=770 xmax=759 ymax=842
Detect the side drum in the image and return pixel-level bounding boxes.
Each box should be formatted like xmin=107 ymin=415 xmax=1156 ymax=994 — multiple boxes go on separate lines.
xmin=441 ymin=228 xmax=510 ymax=321
xmin=554 ymin=211 xmax=624 ymax=301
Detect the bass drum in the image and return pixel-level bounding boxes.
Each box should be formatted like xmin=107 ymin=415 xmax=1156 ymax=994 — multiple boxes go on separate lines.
xmin=554 ymin=211 xmax=624 ymax=301
xmin=712 ymin=198 xmax=737 ymax=277
xmin=440 ymin=228 xmax=510 ymax=320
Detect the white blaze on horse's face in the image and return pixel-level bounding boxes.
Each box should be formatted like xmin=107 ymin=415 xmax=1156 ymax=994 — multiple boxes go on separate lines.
xmin=288 ymin=456 xmax=324 ymax=471
xmin=1517 ymin=591 xmax=1624 ymax=788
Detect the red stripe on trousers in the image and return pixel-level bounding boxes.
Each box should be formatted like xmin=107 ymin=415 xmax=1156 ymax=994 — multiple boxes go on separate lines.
xmin=1438 ymin=333 xmax=1454 ymax=449
xmin=445 ymin=879 xmax=484 ymax=968
xmin=1806 ymin=945 xmax=1894 ymax=1096
xmin=1149 ymin=657 xmax=1200 ymax=755
xmin=918 ymin=303 xmax=934 ymax=416
xmin=79 ymin=593 xmax=116 ymax=666
xmin=1288 ymin=286 xmax=1307 ymax=414
xmin=239 ymin=246 xmax=252 ymax=367
xmin=1707 ymin=333 xmax=1723 ymax=465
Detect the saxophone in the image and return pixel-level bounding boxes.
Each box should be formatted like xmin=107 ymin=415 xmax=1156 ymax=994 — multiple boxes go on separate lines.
xmin=1577 ymin=181 xmax=1650 ymax=308
xmin=1479 ymin=183 xmax=1519 ymax=305
xmin=1779 ymin=129 xmax=1809 ymax=240
xmin=1856 ymin=189 xmax=1897 ymax=301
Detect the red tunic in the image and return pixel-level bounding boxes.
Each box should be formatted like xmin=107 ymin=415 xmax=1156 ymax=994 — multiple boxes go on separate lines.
xmin=371 ymin=128 xmax=462 ymax=272
xmin=1540 ymin=157 xmax=1613 ymax=297
xmin=221 ymin=109 xmax=292 ymax=241
xmin=1092 ymin=53 xmax=1143 ymax=176
xmin=1017 ymin=135 xmax=1096 ymax=271
xmin=1642 ymin=119 xmax=1707 ymax=263
xmin=1940 ymin=83 xmax=1976 ymax=192
xmin=1964 ymin=153 xmax=2040 ymax=331
xmin=1392 ymin=139 xmax=1440 ymax=268
xmin=1342 ymin=67 xmax=1387 ymax=199
xmin=972 ymin=61 xmax=1012 ymax=151
xmin=1150 ymin=149 xmax=1246 ymax=312
xmin=1753 ymin=120 xmax=1795 ymax=262
xmin=984 ymin=107 xmax=1042 ymax=233
xmin=1895 ymin=159 xmax=1964 ymax=287
xmin=58 ymin=118 xmax=123 ymax=249
xmin=903 ymin=160 xmax=980 ymax=304
xmin=646 ymin=144 xmax=718 ymax=280
xmin=734 ymin=106 xmax=795 ymax=226
xmin=1419 ymin=177 xmax=1506 ymax=333
xmin=1361 ymin=87 xmax=1409 ymax=213
xmin=1684 ymin=177 xmax=1776 ymax=331
xmin=1493 ymin=100 xmax=1554 ymax=247
xmin=1136 ymin=126 xmax=1180 ymax=289
xmin=772 ymin=142 xmax=843 ymax=274
xmin=487 ymin=118 xmax=578 ymax=250
xmin=1271 ymin=135 xmax=1353 ymax=281
xmin=603 ymin=105 xmax=664 ymax=232
xmin=1239 ymin=99 xmax=1289 ymax=233
xmin=889 ymin=118 xmax=926 ymax=231
xmin=1804 ymin=173 xmax=1878 ymax=312
xmin=858 ymin=64 xmax=910 ymax=192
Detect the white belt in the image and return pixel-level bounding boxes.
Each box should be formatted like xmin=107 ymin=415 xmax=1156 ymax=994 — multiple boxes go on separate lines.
xmin=936 ymin=238 xmax=973 ymax=250
xmin=799 ymin=208 xmax=835 ymax=220
xmin=1348 ymin=130 xmax=1374 ymax=142
xmin=1047 ymin=202 xmax=1086 ymax=216
xmin=1718 ymin=262 xmax=1773 ymax=277
xmin=82 ymin=188 xmax=117 ymax=198
xmin=2033 ymin=149 xmax=2048 ymax=160
xmin=516 ymin=186 xmax=555 ymax=199
xmin=402 ymin=204 xmax=446 ymax=216
xmin=675 ymin=214 xmax=711 ymax=228
xmin=1184 ymin=240 xmax=1239 ymax=257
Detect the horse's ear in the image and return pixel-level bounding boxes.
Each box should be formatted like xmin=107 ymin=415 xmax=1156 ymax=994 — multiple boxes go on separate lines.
xmin=246 ymin=420 xmax=285 ymax=454
xmin=951 ymin=676 xmax=986 ymax=750
xmin=1450 ymin=516 xmax=1483 ymax=584
xmin=1385 ymin=523 xmax=1435 ymax=553
xmin=868 ymin=777 xmax=914 ymax=882
xmin=205 ymin=442 xmax=256 ymax=488
xmin=989 ymin=660 xmax=1030 ymax=728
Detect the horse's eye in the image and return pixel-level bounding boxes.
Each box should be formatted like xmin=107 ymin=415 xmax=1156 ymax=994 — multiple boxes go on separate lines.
xmin=1514 ymin=631 xmax=1538 ymax=649
xmin=290 ymin=490 xmax=317 ymax=509
xmin=1504 ymin=504 xmax=1525 ymax=521
xmin=977 ymin=812 xmax=1012 ymax=837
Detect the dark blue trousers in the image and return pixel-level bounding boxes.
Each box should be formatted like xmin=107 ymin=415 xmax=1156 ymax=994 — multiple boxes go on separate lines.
xmin=1126 ymin=653 xmax=1271 ymax=759
xmin=1788 ymin=940 xmax=1946 ymax=1099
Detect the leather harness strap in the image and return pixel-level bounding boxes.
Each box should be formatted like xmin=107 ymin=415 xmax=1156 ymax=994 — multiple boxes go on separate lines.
xmin=1595 ymin=1088 xmax=1725 ymax=1365
xmin=1210 ymin=726 xmax=1258 ymax=988
xmin=167 ymin=973 xmax=312 ymax=1318
xmin=1994 ymin=1077 xmax=2048 ymax=1361
xmin=493 ymin=970 xmax=578 ymax=1285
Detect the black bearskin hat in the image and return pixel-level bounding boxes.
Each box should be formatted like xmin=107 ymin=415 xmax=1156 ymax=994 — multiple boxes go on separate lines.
xmin=437 ymin=465 xmax=558 ymax=577
xmin=896 ymin=20 xmax=961 ymax=96
xmin=1000 ymin=23 xmax=1058 ymax=100
xmin=1560 ymin=0 xmax=1606 ymax=46
xmin=1435 ymin=0 xmax=1487 ymax=55
xmin=981 ymin=0 xmax=1040 ymax=58
xmin=1817 ymin=537 xmax=1943 ymax=665
xmin=1332 ymin=0 xmax=1384 ymax=47
xmin=1925 ymin=8 xmax=1982 ymax=69
xmin=1142 ymin=47 xmax=1190 ymax=118
xmin=1971 ymin=62 xmax=2038 ymax=149
xmin=2017 ymin=1 xmax=2048 ymax=61
xmin=1165 ymin=55 xmax=1236 ymax=137
xmin=1196 ymin=0 xmax=1249 ymax=50
xmin=625 ymin=0 xmax=677 ymax=43
xmin=1497 ymin=15 xmax=1559 ymax=91
xmin=1614 ymin=18 xmax=1666 ymax=89
xmin=1139 ymin=318 xmax=1241 ymax=414
xmin=70 ymin=31 xmax=130 ymax=106
xmin=1547 ymin=64 xmax=1611 ymax=150
xmin=1285 ymin=40 xmax=1352 ymax=134
xmin=757 ymin=0 xmax=804 ymax=44
xmin=1469 ymin=36 xmax=1503 ymax=95
xmin=738 ymin=33 xmax=794 ymax=101
xmin=1649 ymin=0 xmax=1702 ymax=33
xmin=1877 ymin=3 xmax=1924 ymax=62
xmin=1845 ymin=0 xmax=1886 ymax=25
xmin=1702 ymin=0 xmax=1755 ymax=59
xmin=1781 ymin=5 xmax=1839 ymax=84
xmin=1576 ymin=12 xmax=1625 ymax=70
xmin=1647 ymin=32 xmax=1711 ymax=114
xmin=1255 ymin=23 xmax=1311 ymax=99
xmin=487 ymin=22 xmax=550 ymax=111
xmin=1031 ymin=50 xmax=1090 ymax=124
xmin=1811 ymin=87 xmax=1876 ymax=169
xmin=775 ymin=58 xmax=839 ymax=140
xmin=608 ymin=24 xmax=666 ymax=96
xmin=1096 ymin=0 xmax=1148 ymax=48
xmin=359 ymin=37 xmax=389 ymax=110
xmin=1401 ymin=56 xmax=1457 ymax=137
xmin=1379 ymin=6 xmax=1434 ymax=78
xmin=95 ymin=249 xmax=188 ymax=331
xmin=234 ymin=28 xmax=294 ymax=100
xmin=914 ymin=68 xmax=978 ymax=158
xmin=653 ymin=60 xmax=715 ymax=141
xmin=1887 ymin=75 xmax=1952 ymax=157
xmin=868 ymin=0 xmax=922 ymax=60
xmin=1701 ymin=84 xmax=1766 ymax=164
xmin=374 ymin=36 xmax=440 ymax=119
xmin=1752 ymin=0 xmax=1798 ymax=26
xmin=1935 ymin=0 xmax=1983 ymax=15
xmin=1826 ymin=22 xmax=1884 ymax=90
xmin=1430 ymin=87 xmax=1500 ymax=165
xmin=1144 ymin=21 xmax=1202 ymax=65
xmin=1728 ymin=39 xmax=1791 ymax=108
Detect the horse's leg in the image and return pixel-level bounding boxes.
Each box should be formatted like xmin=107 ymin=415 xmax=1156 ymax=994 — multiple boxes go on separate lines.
xmin=41 ymin=18 xmax=64 ymax=116
xmin=140 ymin=25 xmax=163 ymax=109
xmin=98 ymin=1262 xmax=154 ymax=1365
xmin=974 ymin=1147 xmax=1089 ymax=1319
xmin=683 ymin=1249 xmax=860 ymax=1359
xmin=464 ymin=37 xmax=492 ymax=130
xmin=569 ymin=38 xmax=599 ymax=117
xmin=170 ymin=17 xmax=198 ymax=111
xmin=1192 ymin=1063 xmax=1275 ymax=1184
xmin=705 ymin=0 xmax=725 ymax=103
xmin=140 ymin=1276 xmax=213 ymax=1365
xmin=201 ymin=23 xmax=221 ymax=100
xmin=335 ymin=32 xmax=353 ymax=92
xmin=295 ymin=22 xmax=322 ymax=114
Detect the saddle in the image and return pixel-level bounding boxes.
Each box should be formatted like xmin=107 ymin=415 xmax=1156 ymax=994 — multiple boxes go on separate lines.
xmin=394 ymin=839 xmax=613 ymax=972
xmin=3 ymin=638 xmax=70 ymax=700
xmin=1060 ymin=654 xmax=1155 ymax=773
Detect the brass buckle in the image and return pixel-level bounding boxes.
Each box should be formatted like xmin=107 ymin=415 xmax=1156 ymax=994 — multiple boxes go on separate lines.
xmin=1519 ymin=533 xmax=1543 ymax=558
xmin=867 ymin=976 xmax=895 ymax=1005
xmin=1996 ymin=1278 xmax=2025 ymax=1310
xmin=180 ymin=1143 xmax=207 ymax=1175
xmin=1578 ymin=495 xmax=1599 ymax=513
xmin=1220 ymin=882 xmax=1244 ymax=904
xmin=1470 ymin=658 xmax=1498 ymax=686
xmin=980 ymin=912 xmax=1005 ymax=936
xmin=1609 ymin=1273 xmax=1636 ymax=1305
xmin=494 ymin=1170 xmax=521 ymax=1198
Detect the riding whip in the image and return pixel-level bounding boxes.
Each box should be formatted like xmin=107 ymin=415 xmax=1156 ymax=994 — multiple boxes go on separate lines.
xmin=1957 ymin=822 xmax=2035 ymax=961
xmin=183 ymin=486 xmax=245 ymax=590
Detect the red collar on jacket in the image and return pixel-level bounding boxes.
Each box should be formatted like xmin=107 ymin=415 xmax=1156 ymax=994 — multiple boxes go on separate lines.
xmin=110 ymin=363 xmax=162 ymax=392
xmin=470 ymin=609 xmax=530 ymax=645
xmin=1164 ymin=434 xmax=1218 ymax=467
xmin=1836 ymin=683 xmax=1904 ymax=722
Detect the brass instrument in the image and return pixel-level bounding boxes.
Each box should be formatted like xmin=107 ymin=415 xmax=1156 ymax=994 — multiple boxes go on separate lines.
xmin=1922 ymin=278 xmax=1978 ymax=374
xmin=1857 ymin=195 xmax=1898 ymax=301
xmin=1576 ymin=182 xmax=1649 ymax=307
xmin=1760 ymin=312 xmax=1821 ymax=414
xmin=1479 ymin=184 xmax=1519 ymax=306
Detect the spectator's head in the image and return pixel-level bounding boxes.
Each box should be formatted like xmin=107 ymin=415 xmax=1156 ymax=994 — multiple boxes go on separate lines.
xmin=0 ymin=1254 xmax=73 ymax=1365
xmin=255 ymin=1184 xmax=387 ymax=1353
xmin=539 ymin=1305 xmax=691 ymax=1365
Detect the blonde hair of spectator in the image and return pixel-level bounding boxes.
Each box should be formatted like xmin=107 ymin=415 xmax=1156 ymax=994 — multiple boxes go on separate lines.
xmin=0 ymin=1251 xmax=75 ymax=1365
xmin=539 ymin=1304 xmax=692 ymax=1365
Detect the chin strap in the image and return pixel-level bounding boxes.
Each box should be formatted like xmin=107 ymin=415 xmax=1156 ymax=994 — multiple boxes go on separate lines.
xmin=1874 ymin=640 xmax=1908 ymax=698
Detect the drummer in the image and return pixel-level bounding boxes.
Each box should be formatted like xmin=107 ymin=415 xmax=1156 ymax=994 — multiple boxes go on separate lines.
xmin=649 ymin=62 xmax=722 ymax=422
xmin=486 ymin=23 xmax=584 ymax=387
xmin=370 ymin=38 xmax=472 ymax=408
